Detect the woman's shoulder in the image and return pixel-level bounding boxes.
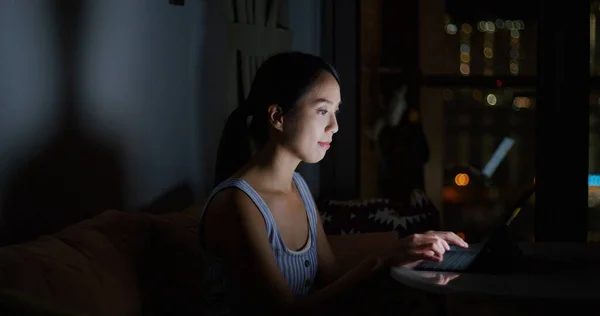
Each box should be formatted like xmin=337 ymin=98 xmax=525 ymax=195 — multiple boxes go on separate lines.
xmin=202 ymin=184 xmax=264 ymax=236
xmin=206 ymin=185 xmax=251 ymax=212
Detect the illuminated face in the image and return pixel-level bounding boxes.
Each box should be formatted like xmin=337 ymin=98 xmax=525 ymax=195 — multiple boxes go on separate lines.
xmin=281 ymin=71 xmax=341 ymax=163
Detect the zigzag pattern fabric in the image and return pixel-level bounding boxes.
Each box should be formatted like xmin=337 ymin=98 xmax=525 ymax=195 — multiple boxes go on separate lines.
xmin=317 ymin=191 xmax=440 ymax=237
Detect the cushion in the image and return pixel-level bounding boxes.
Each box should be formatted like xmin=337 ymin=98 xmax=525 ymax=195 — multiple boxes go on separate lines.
xmin=0 ymin=210 xmax=151 ymax=316
xmin=317 ymin=189 xmax=440 ymax=237
xmin=138 ymin=208 xmax=204 ymax=315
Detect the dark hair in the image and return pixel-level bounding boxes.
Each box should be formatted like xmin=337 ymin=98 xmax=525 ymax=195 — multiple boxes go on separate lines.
xmin=213 ymin=51 xmax=340 ymax=186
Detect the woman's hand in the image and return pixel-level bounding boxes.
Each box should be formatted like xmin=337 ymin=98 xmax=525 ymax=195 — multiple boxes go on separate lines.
xmin=388 ymin=231 xmax=469 ymax=266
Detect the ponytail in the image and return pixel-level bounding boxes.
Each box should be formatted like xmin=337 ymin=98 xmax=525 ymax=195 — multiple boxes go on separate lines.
xmin=213 ymin=106 xmax=253 ymax=187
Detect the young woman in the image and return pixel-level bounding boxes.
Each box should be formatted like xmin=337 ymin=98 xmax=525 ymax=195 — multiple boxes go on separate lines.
xmin=199 ymin=52 xmax=468 ymax=316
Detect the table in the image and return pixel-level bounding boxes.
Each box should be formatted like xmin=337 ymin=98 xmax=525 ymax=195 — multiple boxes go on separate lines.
xmin=390 ymin=242 xmax=600 ymax=315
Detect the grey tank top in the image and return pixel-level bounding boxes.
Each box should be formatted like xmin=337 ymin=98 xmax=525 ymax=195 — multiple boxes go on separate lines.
xmin=198 ymin=172 xmax=319 ymax=315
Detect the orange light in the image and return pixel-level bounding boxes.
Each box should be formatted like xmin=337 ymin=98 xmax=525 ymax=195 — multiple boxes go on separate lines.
xmin=455 ymin=173 xmax=470 ymax=186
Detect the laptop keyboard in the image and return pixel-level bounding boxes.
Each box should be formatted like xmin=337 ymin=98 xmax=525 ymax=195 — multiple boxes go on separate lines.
xmin=414 ymin=245 xmax=480 ymax=272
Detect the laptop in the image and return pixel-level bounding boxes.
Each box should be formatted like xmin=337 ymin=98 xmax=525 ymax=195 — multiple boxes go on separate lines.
xmin=413 ymin=137 xmax=528 ymax=274
xmin=414 ymin=185 xmax=535 ymax=274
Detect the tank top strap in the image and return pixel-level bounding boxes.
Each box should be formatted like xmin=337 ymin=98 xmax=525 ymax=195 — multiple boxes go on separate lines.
xmin=200 ymin=178 xmax=276 ymax=237
xmin=292 ymin=172 xmax=318 ymax=243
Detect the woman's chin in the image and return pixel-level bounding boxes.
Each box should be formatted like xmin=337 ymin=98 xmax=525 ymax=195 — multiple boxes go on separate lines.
xmin=302 ymin=153 xmax=327 ymax=164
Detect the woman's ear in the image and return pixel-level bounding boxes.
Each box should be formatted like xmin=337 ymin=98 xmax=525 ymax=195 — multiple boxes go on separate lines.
xmin=268 ymin=104 xmax=284 ymax=131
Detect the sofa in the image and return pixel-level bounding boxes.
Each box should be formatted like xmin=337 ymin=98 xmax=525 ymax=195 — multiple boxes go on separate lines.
xmin=0 ymin=195 xmax=439 ymax=316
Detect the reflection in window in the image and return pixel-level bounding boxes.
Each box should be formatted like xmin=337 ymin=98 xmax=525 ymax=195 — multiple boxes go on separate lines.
xmin=439 ymin=0 xmax=537 ymax=76
xmin=441 ymin=87 xmax=535 ymax=241
xmin=443 ymin=18 xmax=534 ymax=76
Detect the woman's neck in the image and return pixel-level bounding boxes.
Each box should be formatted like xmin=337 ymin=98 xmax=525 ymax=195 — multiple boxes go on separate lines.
xmin=242 ymin=142 xmax=300 ymax=193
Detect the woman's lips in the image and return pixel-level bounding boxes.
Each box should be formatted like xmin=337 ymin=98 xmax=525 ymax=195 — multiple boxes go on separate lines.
xmin=318 ymin=142 xmax=331 ymax=149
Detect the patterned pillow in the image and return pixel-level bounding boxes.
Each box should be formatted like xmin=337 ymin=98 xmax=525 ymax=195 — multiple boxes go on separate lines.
xmin=316 ymin=189 xmax=440 ymax=237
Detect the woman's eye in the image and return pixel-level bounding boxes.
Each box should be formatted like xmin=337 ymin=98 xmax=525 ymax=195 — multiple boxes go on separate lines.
xmin=318 ymin=109 xmax=328 ymax=115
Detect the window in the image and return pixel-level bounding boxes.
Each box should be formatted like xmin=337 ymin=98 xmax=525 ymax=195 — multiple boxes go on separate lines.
xmin=359 ymin=0 xmax=538 ymax=242
xmin=420 ymin=86 xmax=536 ymax=241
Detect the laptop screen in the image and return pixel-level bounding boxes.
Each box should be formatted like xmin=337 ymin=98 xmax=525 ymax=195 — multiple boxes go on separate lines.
xmin=481 ymin=137 xmax=515 ymax=179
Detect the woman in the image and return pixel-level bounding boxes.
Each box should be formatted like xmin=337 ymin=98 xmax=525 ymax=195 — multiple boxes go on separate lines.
xmin=199 ymin=52 xmax=467 ymax=315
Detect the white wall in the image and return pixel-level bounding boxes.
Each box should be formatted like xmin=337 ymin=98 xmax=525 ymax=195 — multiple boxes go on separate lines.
xmin=78 ymin=0 xmax=205 ymax=208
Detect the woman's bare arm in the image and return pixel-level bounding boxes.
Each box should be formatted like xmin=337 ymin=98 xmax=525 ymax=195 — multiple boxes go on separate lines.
xmin=313 ymin=213 xmax=343 ymax=286
xmin=203 ymin=189 xmax=384 ymax=316
xmin=204 ymin=189 xmax=467 ymax=315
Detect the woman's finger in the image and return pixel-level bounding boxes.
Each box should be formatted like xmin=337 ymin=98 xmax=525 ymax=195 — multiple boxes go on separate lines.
xmin=414 ymin=236 xmax=447 ymax=257
xmin=417 ymin=250 xmax=440 ymax=262
xmin=436 ymin=231 xmax=469 ymax=248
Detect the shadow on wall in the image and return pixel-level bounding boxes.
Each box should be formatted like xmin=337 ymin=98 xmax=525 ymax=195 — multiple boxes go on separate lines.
xmin=0 ymin=0 xmax=125 ymax=246
xmin=138 ymin=182 xmax=195 ymax=215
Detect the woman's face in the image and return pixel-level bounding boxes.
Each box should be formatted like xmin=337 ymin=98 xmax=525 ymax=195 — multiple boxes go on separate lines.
xmin=280 ymin=71 xmax=341 ymax=163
